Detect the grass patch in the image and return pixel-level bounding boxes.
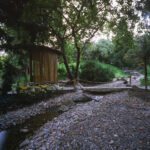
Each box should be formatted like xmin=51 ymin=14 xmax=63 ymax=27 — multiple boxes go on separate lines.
xmin=58 ymin=61 xmax=128 ymax=80
xmin=58 ymin=63 xmax=78 ymax=80
xmin=141 ymin=65 xmax=150 ymax=75
xmin=98 ymin=62 xmax=128 ymax=78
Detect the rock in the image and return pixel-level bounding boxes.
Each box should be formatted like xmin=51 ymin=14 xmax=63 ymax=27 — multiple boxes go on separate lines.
xmin=93 ymin=96 xmax=103 ymax=101
xmin=73 ymin=94 xmax=92 ymax=103
xmin=20 ymin=139 xmax=29 ymax=147
xmin=114 ymin=134 xmax=118 ymax=138
xmin=113 ymin=78 xmax=117 ymax=81
xmin=109 ymin=140 xmax=114 ymax=144
xmin=76 ymin=83 xmax=84 ymax=90
xmin=20 ymin=128 xmax=29 ymax=133
xmin=12 ymin=122 xmax=16 ymax=126
xmin=58 ymin=105 xmax=69 ymax=112
xmin=0 ymin=131 xmax=7 ymax=150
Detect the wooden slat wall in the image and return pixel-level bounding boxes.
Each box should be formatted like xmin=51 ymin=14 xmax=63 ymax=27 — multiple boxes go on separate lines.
xmin=30 ymin=49 xmax=58 ymax=83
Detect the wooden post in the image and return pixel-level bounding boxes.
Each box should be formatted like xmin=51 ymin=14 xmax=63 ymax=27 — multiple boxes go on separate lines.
xmin=30 ymin=53 xmax=33 ymax=82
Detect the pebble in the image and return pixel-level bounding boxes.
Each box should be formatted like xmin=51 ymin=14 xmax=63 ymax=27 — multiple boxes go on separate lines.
xmin=20 ymin=139 xmax=29 ymax=147
xmin=109 ymin=140 xmax=114 ymax=144
xmin=114 ymin=134 xmax=118 ymax=138
xmin=21 ymin=91 xmax=150 ymax=150
xmin=0 ymin=92 xmax=87 ymax=130
xmin=20 ymin=128 xmax=29 ymax=133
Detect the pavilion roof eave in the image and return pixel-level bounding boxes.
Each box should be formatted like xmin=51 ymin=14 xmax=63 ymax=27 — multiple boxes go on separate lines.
xmin=10 ymin=44 xmax=63 ymax=55
xmin=31 ymin=45 xmax=63 ymax=55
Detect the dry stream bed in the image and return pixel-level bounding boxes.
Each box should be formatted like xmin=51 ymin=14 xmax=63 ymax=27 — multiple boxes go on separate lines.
xmin=0 ymin=77 xmax=150 ymax=150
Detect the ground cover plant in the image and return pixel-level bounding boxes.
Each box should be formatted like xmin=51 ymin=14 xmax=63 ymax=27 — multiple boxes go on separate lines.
xmin=0 ymin=84 xmax=63 ymax=113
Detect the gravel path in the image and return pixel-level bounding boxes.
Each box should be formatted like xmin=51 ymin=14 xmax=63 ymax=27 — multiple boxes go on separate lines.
xmin=21 ymin=91 xmax=150 ymax=150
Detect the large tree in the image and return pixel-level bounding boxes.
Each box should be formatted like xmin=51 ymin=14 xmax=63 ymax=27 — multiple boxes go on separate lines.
xmin=47 ymin=0 xmax=138 ymax=81
xmin=137 ymin=34 xmax=150 ymax=90
xmin=0 ymin=0 xmax=138 ymax=83
xmin=126 ymin=34 xmax=150 ymax=89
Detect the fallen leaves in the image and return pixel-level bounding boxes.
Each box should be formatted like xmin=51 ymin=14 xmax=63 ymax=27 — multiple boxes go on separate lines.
xmin=80 ymin=126 xmax=83 ymax=130
xmin=113 ymin=134 xmax=118 ymax=138
xmin=139 ymin=126 xmax=144 ymax=130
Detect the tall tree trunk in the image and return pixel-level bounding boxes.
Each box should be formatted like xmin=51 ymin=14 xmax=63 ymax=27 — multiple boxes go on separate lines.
xmin=72 ymin=28 xmax=81 ymax=83
xmin=75 ymin=42 xmax=81 ymax=83
xmin=61 ymin=42 xmax=73 ymax=80
xmin=144 ymin=57 xmax=148 ymax=90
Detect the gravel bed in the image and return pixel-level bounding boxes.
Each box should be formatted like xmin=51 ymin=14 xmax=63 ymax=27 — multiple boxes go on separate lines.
xmin=0 ymin=92 xmax=89 ymax=130
xmin=20 ymin=91 xmax=150 ymax=150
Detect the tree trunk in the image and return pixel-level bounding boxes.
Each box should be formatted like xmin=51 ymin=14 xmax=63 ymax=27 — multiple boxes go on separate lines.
xmin=144 ymin=57 xmax=148 ymax=90
xmin=75 ymin=43 xmax=81 ymax=83
xmin=61 ymin=42 xmax=73 ymax=80
xmin=62 ymin=53 xmax=74 ymax=80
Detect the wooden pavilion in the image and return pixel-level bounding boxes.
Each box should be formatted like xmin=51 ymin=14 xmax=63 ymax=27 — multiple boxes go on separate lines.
xmin=29 ymin=45 xmax=62 ymax=83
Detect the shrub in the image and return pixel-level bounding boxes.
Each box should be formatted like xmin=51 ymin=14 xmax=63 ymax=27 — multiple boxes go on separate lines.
xmin=58 ymin=63 xmax=77 ymax=79
xmin=58 ymin=64 xmax=67 ymax=80
xmin=79 ymin=60 xmax=115 ymax=82
xmin=140 ymin=77 xmax=150 ymax=86
xmin=2 ymin=56 xmax=19 ymax=95
xmin=98 ymin=62 xmax=128 ymax=78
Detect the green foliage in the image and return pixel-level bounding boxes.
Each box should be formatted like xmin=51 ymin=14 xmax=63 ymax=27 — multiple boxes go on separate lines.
xmin=58 ymin=60 xmax=127 ymax=81
xmin=136 ymin=33 xmax=150 ymax=59
xmin=140 ymin=65 xmax=150 ymax=86
xmin=0 ymin=50 xmax=29 ymax=93
xmin=80 ymin=60 xmax=115 ymax=82
xmin=0 ymin=55 xmax=7 ymax=80
xmin=91 ymin=39 xmax=114 ymax=63
xmin=58 ymin=63 xmax=78 ymax=80
xmin=81 ymin=42 xmax=94 ymax=60
xmin=16 ymin=85 xmax=54 ymax=103
xmin=0 ymin=0 xmax=138 ymax=81
xmin=2 ymin=55 xmax=19 ymax=95
xmin=1 ymin=52 xmax=26 ymax=95
xmin=0 ymin=55 xmax=5 ymax=69
xmin=0 ymin=85 xmax=63 ymax=112
xmin=65 ymin=43 xmax=76 ymax=64
xmin=98 ymin=62 xmax=128 ymax=78
xmin=58 ymin=64 xmax=68 ymax=80
xmin=140 ymin=78 xmax=150 ymax=86
xmin=111 ymin=17 xmax=135 ymax=68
